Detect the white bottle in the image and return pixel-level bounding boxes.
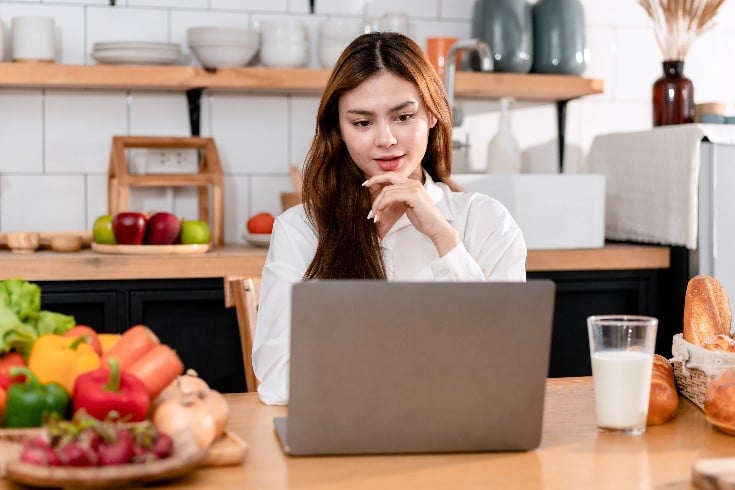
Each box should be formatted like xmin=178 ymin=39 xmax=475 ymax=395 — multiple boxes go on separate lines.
xmin=486 ymin=97 xmax=522 ymax=174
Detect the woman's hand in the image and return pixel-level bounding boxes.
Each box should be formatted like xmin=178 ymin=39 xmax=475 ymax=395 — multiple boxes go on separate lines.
xmin=363 ymin=172 xmax=459 ymax=256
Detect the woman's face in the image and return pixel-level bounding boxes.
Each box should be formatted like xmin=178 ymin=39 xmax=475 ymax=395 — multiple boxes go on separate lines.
xmin=338 ymin=72 xmax=437 ymax=181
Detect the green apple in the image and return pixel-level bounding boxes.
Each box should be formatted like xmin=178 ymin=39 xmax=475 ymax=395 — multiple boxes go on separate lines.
xmin=92 ymin=214 xmax=116 ymax=244
xmin=179 ymin=219 xmax=211 ymax=244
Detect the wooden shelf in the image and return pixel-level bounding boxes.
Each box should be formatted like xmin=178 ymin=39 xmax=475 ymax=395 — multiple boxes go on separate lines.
xmin=0 ymin=63 xmax=604 ymax=100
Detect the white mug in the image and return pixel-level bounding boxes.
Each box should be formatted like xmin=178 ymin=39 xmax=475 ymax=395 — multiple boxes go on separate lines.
xmin=12 ymin=16 xmax=56 ymax=62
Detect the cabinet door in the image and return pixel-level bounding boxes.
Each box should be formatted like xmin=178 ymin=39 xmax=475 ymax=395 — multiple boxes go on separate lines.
xmin=38 ymin=281 xmax=120 ymax=333
xmin=128 ymin=283 xmax=245 ymax=393
xmin=528 ymin=269 xmax=658 ymax=378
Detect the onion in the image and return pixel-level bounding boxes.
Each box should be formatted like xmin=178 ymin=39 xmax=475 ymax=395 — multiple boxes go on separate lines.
xmin=151 ymin=372 xmax=230 ymax=450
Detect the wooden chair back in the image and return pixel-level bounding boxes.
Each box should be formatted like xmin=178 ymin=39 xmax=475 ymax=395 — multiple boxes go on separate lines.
xmin=224 ymin=276 xmax=261 ymax=392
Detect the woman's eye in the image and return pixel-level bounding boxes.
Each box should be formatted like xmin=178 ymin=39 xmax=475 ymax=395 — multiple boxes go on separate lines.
xmin=396 ymin=113 xmax=415 ymax=123
xmin=353 ymin=120 xmax=371 ymax=128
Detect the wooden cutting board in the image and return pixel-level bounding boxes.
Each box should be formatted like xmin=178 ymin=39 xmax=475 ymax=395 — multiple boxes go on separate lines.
xmin=693 ymin=458 xmax=735 ymax=489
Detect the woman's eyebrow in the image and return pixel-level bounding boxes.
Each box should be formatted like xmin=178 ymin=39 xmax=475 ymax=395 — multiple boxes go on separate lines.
xmin=346 ymin=100 xmax=418 ymax=116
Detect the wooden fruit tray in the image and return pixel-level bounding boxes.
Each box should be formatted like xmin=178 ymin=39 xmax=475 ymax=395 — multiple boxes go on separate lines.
xmin=0 ymin=428 xmax=247 ymax=487
xmin=91 ymin=242 xmax=211 ymax=255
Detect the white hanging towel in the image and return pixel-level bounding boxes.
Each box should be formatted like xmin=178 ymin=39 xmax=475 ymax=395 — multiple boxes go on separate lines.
xmin=586 ymin=124 xmax=735 ymax=249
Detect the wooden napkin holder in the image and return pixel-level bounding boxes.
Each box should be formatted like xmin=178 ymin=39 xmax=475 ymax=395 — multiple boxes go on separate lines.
xmin=108 ymin=136 xmax=224 ymax=246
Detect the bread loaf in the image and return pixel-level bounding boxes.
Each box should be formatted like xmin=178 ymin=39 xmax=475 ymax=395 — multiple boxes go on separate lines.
xmin=703 ymin=334 xmax=735 ymax=353
xmin=683 ymin=274 xmax=732 ymax=347
xmin=647 ymin=354 xmax=678 ymax=425
xmin=704 ymin=367 xmax=735 ymax=434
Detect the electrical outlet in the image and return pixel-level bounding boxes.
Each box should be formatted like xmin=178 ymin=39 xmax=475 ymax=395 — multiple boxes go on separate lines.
xmin=145 ymin=149 xmax=199 ymax=174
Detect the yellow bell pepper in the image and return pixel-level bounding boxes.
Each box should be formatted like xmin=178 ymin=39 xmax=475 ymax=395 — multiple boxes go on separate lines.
xmin=28 ymin=334 xmax=101 ymax=394
xmin=97 ymin=333 xmax=121 ymax=355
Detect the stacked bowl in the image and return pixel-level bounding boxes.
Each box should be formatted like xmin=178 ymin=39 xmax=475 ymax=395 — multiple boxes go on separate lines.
xmin=187 ymin=27 xmax=259 ymax=69
xmin=259 ymin=20 xmax=309 ymax=68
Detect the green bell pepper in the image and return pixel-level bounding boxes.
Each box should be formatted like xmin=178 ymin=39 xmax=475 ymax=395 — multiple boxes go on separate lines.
xmin=3 ymin=366 xmax=69 ymax=428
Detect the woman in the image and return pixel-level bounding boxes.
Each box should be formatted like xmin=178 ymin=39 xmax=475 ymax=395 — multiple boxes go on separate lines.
xmin=253 ymin=32 xmax=526 ymax=405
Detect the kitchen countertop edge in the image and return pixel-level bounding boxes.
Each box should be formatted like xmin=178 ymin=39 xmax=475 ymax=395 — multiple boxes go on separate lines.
xmin=0 ymin=243 xmax=670 ymax=282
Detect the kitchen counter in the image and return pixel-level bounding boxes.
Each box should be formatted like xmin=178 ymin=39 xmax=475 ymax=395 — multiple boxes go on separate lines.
xmin=0 ymin=243 xmax=669 ymax=282
xmin=3 ymin=377 xmax=713 ymax=489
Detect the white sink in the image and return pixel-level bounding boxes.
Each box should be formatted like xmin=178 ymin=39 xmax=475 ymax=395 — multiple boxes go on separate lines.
xmin=453 ymin=174 xmax=606 ymax=250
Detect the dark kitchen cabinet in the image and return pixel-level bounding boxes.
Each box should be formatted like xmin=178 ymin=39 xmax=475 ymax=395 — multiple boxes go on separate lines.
xmin=37 ymin=278 xmax=246 ymax=394
xmin=528 ymin=269 xmax=659 ymax=378
xmin=529 ymin=246 xmax=687 ymax=378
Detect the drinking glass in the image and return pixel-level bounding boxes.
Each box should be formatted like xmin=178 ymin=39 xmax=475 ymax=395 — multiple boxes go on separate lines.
xmin=587 ymin=315 xmax=658 ymax=435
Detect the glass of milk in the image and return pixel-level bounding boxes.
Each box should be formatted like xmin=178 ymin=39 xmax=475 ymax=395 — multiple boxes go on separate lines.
xmin=587 ymin=315 xmax=658 ymax=435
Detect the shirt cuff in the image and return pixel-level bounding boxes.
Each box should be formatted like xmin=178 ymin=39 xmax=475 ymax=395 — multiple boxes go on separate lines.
xmin=430 ymin=243 xmax=485 ymax=281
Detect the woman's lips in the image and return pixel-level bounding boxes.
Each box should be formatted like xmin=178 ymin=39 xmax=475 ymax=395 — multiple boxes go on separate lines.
xmin=375 ymin=155 xmax=404 ymax=171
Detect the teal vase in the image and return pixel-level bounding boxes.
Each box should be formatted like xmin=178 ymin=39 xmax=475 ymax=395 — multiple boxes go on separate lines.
xmin=471 ymin=0 xmax=533 ymax=73
xmin=532 ymin=0 xmax=588 ymax=75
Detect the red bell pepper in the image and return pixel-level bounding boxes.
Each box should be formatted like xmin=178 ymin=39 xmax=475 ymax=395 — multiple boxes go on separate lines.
xmin=0 ymin=352 xmax=27 ymax=390
xmin=72 ymin=358 xmax=150 ymax=422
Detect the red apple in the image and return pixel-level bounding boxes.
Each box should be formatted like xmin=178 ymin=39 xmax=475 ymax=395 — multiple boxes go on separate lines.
xmin=144 ymin=212 xmax=181 ymax=245
xmin=112 ymin=212 xmax=148 ymax=245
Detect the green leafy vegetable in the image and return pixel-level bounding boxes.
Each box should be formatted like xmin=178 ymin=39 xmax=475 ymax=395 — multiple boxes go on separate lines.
xmin=0 ymin=279 xmax=75 ymax=359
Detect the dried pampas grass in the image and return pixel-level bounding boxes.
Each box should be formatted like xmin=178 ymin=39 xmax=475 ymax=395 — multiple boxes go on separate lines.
xmin=638 ymin=0 xmax=726 ymax=59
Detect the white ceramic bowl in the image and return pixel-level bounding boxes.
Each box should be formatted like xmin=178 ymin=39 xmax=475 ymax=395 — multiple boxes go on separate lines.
xmin=190 ymin=44 xmax=258 ymax=68
xmin=187 ymin=27 xmax=259 ymax=47
xmin=260 ymin=20 xmax=308 ymax=43
xmin=260 ymin=42 xmax=308 ymax=68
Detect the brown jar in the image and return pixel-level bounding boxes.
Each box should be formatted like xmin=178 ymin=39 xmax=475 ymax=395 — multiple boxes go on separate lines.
xmin=652 ymin=60 xmax=695 ymax=126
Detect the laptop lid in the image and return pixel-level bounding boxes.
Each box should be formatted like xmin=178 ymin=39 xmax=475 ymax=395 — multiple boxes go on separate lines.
xmin=275 ymin=279 xmax=555 ymax=456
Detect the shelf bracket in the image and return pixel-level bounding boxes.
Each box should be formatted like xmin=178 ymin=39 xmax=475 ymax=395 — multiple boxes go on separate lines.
xmin=186 ymin=88 xmax=204 ymax=136
xmin=556 ymin=100 xmax=568 ymax=173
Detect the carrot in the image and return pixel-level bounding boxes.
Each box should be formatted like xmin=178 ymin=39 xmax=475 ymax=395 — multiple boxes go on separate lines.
xmin=127 ymin=344 xmax=185 ymax=400
xmin=102 ymin=324 xmax=159 ymax=371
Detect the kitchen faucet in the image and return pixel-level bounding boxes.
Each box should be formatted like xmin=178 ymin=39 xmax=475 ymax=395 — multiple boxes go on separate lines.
xmin=444 ymin=39 xmax=493 ymax=127
xmin=443 ymin=39 xmax=492 ymax=172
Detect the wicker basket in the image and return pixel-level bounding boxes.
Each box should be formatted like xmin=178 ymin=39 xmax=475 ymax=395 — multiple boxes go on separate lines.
xmin=671 ymin=333 xmax=735 ymax=410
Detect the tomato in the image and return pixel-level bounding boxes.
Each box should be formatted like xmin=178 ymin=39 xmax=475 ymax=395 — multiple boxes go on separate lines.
xmin=247 ymin=213 xmax=275 ymax=234
xmin=0 ymin=353 xmax=26 ymax=390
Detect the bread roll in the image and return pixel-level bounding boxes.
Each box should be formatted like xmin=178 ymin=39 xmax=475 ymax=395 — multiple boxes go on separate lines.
xmin=647 ymin=354 xmax=678 ymax=425
xmin=683 ymin=274 xmax=732 ymax=346
xmin=703 ymin=334 xmax=735 ymax=353
xmin=704 ymin=367 xmax=735 ymax=434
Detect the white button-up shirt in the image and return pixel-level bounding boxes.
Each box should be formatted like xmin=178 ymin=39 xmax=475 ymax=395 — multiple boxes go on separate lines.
xmin=253 ymin=174 xmax=527 ymax=405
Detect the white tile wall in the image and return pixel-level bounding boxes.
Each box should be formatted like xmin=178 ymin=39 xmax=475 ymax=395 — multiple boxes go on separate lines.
xmin=0 ymin=0 xmax=734 ymax=236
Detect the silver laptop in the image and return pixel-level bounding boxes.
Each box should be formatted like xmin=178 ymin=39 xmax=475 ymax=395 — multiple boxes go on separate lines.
xmin=274 ymin=279 xmax=555 ymax=456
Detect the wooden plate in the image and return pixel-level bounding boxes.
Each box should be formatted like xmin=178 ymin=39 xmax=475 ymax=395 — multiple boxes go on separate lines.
xmin=91 ymin=242 xmax=211 ymax=255
xmin=4 ymin=430 xmax=207 ymax=488
xmin=692 ymin=457 xmax=735 ymax=489
xmin=203 ymin=430 xmax=248 ymax=467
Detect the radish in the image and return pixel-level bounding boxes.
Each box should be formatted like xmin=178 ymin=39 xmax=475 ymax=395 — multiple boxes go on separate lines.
xmin=152 ymin=433 xmax=173 ymax=459
xmin=97 ymin=428 xmax=134 ymax=466
xmin=56 ymin=441 xmax=98 ymax=466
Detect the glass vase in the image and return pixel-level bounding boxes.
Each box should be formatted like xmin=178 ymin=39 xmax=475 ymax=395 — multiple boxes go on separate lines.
xmin=652 ymin=60 xmax=694 ymax=126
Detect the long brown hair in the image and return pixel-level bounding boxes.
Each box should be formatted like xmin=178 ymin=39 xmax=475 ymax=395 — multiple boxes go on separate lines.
xmin=302 ymin=32 xmax=457 ymax=280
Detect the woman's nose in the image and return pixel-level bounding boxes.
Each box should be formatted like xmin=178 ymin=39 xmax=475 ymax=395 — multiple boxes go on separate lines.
xmin=375 ymin=124 xmax=397 ymax=148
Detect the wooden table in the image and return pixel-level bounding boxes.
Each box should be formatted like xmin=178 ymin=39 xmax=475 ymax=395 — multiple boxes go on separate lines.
xmin=56 ymin=377 xmax=726 ymax=489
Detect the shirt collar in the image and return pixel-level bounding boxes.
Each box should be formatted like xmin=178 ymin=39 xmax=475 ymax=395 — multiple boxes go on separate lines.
xmin=424 ymin=171 xmax=453 ymax=221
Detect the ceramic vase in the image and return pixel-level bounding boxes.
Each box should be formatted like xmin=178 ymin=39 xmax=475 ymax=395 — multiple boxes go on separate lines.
xmin=471 ymin=0 xmax=533 ymax=73
xmin=652 ymin=60 xmax=695 ymax=126
xmin=532 ymin=0 xmax=588 ymax=75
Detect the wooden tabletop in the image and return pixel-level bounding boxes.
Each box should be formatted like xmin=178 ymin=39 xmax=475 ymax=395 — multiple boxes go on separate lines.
xmin=75 ymin=377 xmax=729 ymax=489
xmin=0 ymin=243 xmax=669 ymax=282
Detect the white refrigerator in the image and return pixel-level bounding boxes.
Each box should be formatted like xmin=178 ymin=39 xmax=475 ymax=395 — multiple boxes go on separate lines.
xmin=695 ymin=141 xmax=735 ymax=314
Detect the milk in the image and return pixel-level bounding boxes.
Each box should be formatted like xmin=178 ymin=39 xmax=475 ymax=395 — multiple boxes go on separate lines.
xmin=591 ymin=350 xmax=653 ymax=431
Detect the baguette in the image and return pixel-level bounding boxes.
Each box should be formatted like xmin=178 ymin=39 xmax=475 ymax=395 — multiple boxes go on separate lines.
xmin=683 ymin=274 xmax=732 ymax=347
xmin=647 ymin=354 xmax=678 ymax=425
